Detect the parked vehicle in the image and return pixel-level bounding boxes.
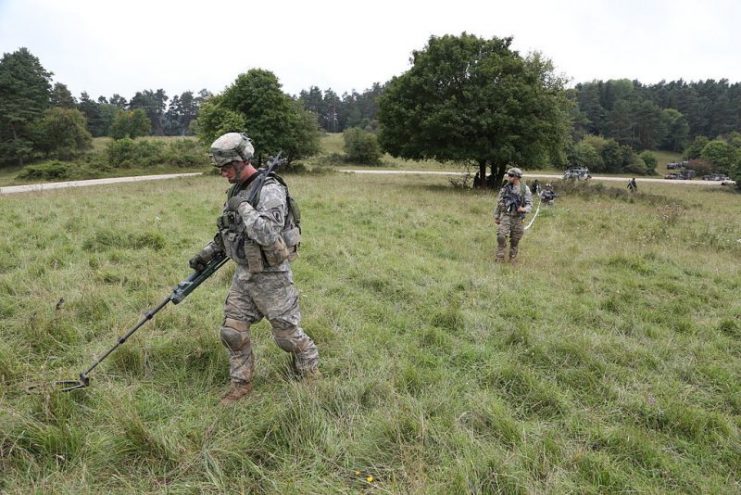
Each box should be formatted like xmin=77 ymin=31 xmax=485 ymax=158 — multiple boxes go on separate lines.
xmin=702 ymin=174 xmax=731 ymax=181
xmin=563 ymin=167 xmax=591 ymax=180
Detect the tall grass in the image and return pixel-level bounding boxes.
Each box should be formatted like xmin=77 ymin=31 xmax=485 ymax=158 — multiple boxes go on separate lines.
xmin=0 ymin=174 xmax=738 ymax=493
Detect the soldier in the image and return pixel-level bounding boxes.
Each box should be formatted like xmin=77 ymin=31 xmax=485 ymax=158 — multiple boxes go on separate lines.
xmin=540 ymin=183 xmax=556 ymax=205
xmin=627 ymin=177 xmax=638 ymax=192
xmin=494 ymin=167 xmax=532 ymax=263
xmin=189 ymin=133 xmax=319 ymax=405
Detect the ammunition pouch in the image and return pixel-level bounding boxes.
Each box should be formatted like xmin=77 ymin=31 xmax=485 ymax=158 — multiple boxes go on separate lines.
xmin=281 ymin=226 xmax=301 ymax=261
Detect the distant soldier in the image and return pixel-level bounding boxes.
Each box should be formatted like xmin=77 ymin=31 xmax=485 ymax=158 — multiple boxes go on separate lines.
xmin=540 ymin=183 xmax=556 ymax=205
xmin=494 ymin=167 xmax=532 ymax=263
xmin=628 ymin=177 xmax=638 ymax=192
xmin=529 ymin=179 xmax=541 ymax=195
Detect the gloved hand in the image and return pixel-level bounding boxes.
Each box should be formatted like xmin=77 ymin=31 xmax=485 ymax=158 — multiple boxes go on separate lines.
xmin=189 ymin=253 xmax=208 ymax=272
xmin=227 ymin=195 xmax=254 ymax=212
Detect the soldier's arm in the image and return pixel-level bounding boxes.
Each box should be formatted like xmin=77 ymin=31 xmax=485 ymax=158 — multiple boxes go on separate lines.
xmin=494 ymin=189 xmax=504 ymax=220
xmin=236 ymin=181 xmax=287 ymax=246
xmin=522 ymin=186 xmax=533 ymax=213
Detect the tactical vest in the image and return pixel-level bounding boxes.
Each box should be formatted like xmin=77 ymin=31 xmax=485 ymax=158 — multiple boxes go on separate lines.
xmin=218 ymin=173 xmax=301 ymax=272
xmin=500 ymin=183 xmax=527 ymax=215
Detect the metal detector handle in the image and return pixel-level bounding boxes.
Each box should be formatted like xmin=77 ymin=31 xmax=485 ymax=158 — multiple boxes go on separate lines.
xmin=170 ymin=252 xmax=229 ymax=304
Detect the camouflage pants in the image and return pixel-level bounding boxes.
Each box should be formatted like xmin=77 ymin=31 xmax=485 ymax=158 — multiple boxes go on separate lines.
xmin=221 ymin=266 xmax=319 ymax=383
xmin=496 ymin=215 xmax=525 ymax=260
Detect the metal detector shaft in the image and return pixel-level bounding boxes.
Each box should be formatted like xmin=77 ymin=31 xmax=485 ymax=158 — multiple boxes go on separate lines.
xmin=78 ymin=294 xmax=172 ymax=382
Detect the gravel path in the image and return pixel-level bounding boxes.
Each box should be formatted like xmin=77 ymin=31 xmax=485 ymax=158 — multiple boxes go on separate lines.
xmin=0 ymin=170 xmax=733 ymax=196
xmin=0 ymin=173 xmax=202 ymax=195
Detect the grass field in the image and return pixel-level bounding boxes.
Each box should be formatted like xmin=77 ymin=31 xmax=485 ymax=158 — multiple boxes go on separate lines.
xmin=0 ymin=170 xmax=739 ymax=493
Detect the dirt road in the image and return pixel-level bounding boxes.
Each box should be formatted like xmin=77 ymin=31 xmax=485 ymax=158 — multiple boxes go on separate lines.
xmin=0 ymin=173 xmax=201 ymax=195
xmin=0 ymin=170 xmax=734 ymax=196
xmin=339 ymin=169 xmax=734 ymax=186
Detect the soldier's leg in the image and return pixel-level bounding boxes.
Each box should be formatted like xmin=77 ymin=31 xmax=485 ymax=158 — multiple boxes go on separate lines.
xmin=222 ymin=267 xmax=262 ymax=385
xmin=509 ymin=218 xmax=525 ymax=260
xmin=496 ymin=217 xmax=510 ymax=261
xmin=249 ymin=271 xmax=319 ymax=375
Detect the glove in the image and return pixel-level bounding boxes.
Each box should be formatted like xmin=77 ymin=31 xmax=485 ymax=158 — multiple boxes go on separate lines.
xmin=189 ymin=253 xmax=208 ymax=272
xmin=227 ymin=195 xmax=254 ymax=212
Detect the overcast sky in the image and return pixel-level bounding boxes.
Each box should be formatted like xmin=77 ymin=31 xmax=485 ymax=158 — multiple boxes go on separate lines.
xmin=1 ymin=0 xmax=739 ymax=100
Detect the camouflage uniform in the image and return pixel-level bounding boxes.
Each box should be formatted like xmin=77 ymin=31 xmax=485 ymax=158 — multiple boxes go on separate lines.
xmin=494 ymin=182 xmax=532 ymax=261
xmin=214 ymin=174 xmax=318 ymax=385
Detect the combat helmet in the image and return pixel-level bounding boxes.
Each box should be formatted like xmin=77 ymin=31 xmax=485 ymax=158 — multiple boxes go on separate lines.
xmin=210 ymin=132 xmax=254 ymax=167
xmin=506 ymin=167 xmax=523 ymax=178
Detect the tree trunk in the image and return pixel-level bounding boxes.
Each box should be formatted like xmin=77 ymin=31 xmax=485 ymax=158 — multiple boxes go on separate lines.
xmin=10 ymin=123 xmax=24 ymax=167
xmin=476 ymin=159 xmax=487 ymax=188
xmin=491 ymin=163 xmax=507 ymax=189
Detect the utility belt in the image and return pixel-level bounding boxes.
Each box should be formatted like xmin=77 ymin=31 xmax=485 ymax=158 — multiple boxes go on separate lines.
xmin=217 ymin=211 xmax=300 ymax=273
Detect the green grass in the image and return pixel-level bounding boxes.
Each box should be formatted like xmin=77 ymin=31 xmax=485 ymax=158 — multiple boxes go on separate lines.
xmin=0 ymin=172 xmax=738 ymax=493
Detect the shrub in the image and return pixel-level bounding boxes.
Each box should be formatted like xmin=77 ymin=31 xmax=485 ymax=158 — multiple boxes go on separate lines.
xmin=686 ymin=159 xmax=713 ymax=177
xmin=16 ymin=161 xmax=75 ymax=180
xmin=638 ymin=151 xmax=657 ymax=173
xmin=164 ymin=139 xmax=209 ymax=168
xmin=343 ymin=128 xmax=382 ymax=165
xmin=106 ymin=138 xmax=165 ymax=168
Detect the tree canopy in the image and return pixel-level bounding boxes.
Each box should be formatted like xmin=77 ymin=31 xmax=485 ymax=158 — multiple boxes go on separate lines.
xmin=378 ymin=33 xmax=571 ymax=186
xmin=197 ymin=69 xmax=320 ymax=162
xmin=0 ymin=47 xmax=53 ymax=166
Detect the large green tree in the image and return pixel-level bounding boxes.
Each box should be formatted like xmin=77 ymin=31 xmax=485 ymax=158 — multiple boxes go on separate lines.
xmin=33 ymin=107 xmax=92 ymax=159
xmin=0 ymin=47 xmax=53 ymax=166
xmin=378 ymin=33 xmax=571 ymax=186
xmin=197 ymin=69 xmax=320 ymax=163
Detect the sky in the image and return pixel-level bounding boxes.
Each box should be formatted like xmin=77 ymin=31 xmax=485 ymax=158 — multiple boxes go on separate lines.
xmin=1 ymin=0 xmax=739 ymax=100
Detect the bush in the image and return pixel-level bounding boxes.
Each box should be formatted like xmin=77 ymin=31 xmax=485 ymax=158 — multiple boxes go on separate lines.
xmin=686 ymin=159 xmax=713 ymax=177
xmin=164 ymin=139 xmax=209 ymax=167
xmin=33 ymin=107 xmax=93 ymax=160
xmin=343 ymin=128 xmax=382 ymax=165
xmin=624 ymin=157 xmax=650 ymax=176
xmin=15 ymin=160 xmax=101 ymax=181
xmin=16 ymin=161 xmax=75 ymax=180
xmin=106 ymin=138 xmax=165 ymax=168
xmin=639 ymin=151 xmax=657 ymax=173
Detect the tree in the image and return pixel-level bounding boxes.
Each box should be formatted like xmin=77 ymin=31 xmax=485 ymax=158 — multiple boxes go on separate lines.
xmin=0 ymin=47 xmax=53 ymax=166
xmin=163 ymin=91 xmax=200 ymax=136
xmin=701 ymin=139 xmax=735 ymax=174
xmin=378 ymin=34 xmax=571 ymax=187
xmin=343 ymin=128 xmax=382 ymax=164
xmin=684 ymin=136 xmax=709 ymax=160
xmin=129 ymin=89 xmax=168 ymax=135
xmin=195 ymin=95 xmax=247 ymax=145
xmin=569 ymin=140 xmax=603 ymax=170
xmin=77 ymin=92 xmax=107 ymax=137
xmin=197 ymin=69 xmax=320 ymax=162
xmin=50 ymin=82 xmax=77 ymax=108
xmin=33 ymin=107 xmax=92 ymax=159
xmin=659 ymin=108 xmax=689 ymax=152
xmin=111 ymin=109 xmax=151 ymax=140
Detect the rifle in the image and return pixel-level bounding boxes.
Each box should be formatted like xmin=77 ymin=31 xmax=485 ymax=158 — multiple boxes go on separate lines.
xmin=32 ymin=153 xmax=287 ymax=393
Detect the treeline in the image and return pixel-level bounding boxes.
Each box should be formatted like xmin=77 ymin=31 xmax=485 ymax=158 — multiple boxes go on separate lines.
xmin=570 ymin=79 xmax=741 ymax=151
xmin=0 ymin=47 xmax=212 ymax=166
xmin=2 ymin=45 xmax=741 ymax=179
xmin=296 ymin=84 xmax=383 ymax=132
xmin=76 ymin=88 xmax=212 ymax=138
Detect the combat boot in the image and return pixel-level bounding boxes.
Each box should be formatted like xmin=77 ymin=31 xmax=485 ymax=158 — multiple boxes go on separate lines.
xmin=219 ymin=381 xmax=252 ymax=406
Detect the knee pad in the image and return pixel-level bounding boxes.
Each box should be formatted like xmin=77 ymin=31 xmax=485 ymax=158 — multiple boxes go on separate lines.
xmin=220 ymin=318 xmax=250 ymax=352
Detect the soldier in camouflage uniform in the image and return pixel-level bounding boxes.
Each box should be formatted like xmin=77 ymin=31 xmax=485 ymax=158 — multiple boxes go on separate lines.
xmin=494 ymin=167 xmax=532 ymax=263
xmin=189 ymin=133 xmax=319 ymax=405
